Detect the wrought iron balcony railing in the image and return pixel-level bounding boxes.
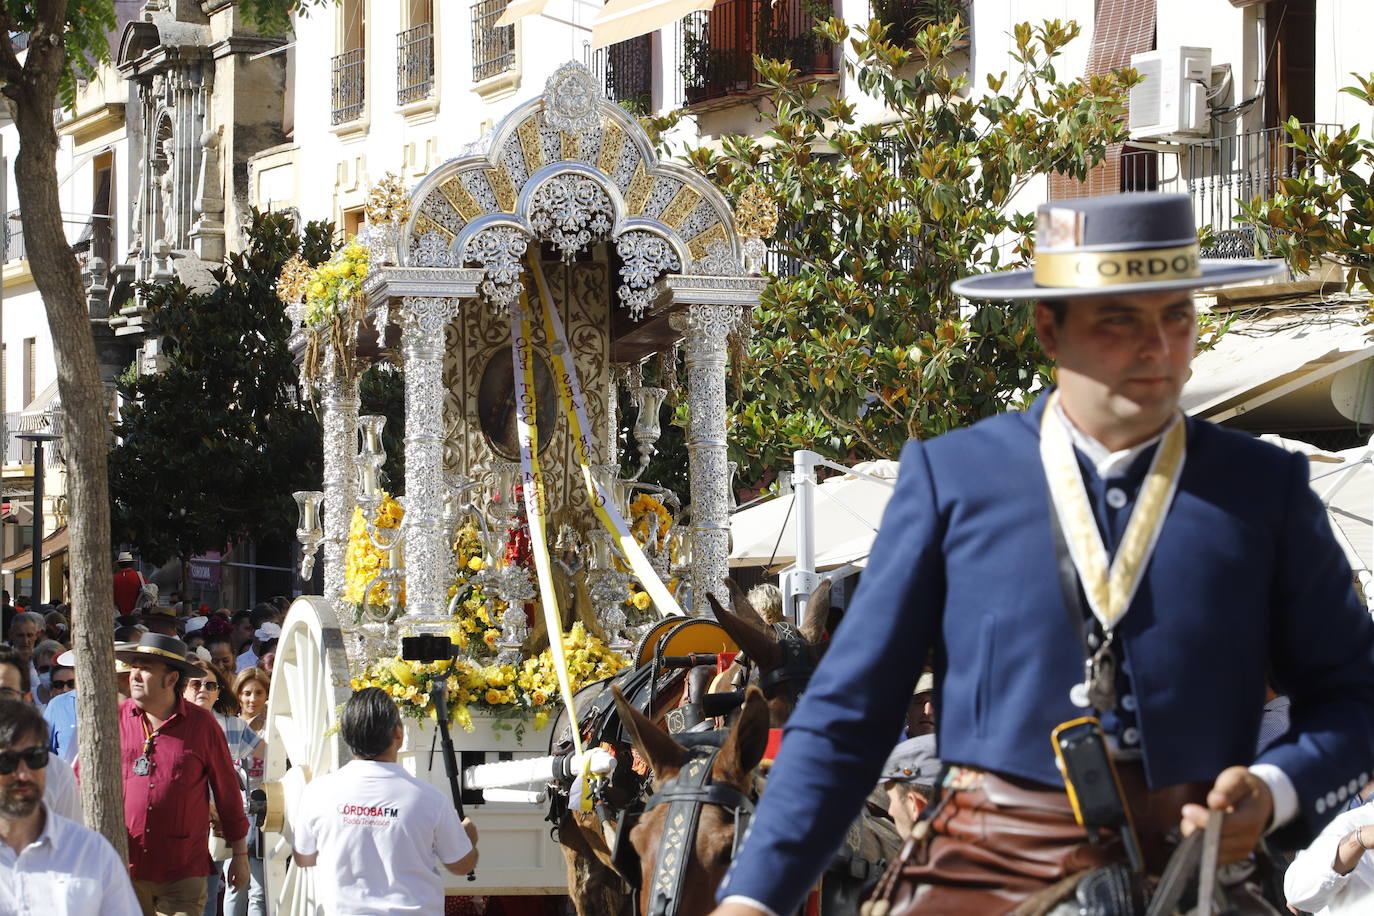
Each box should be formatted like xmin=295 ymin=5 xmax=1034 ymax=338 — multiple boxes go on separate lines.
xmin=678 ymin=0 xmax=836 ymax=107
xmin=1123 ymin=123 xmax=1337 ymax=258
xmin=472 ymin=0 xmax=515 ymax=83
xmin=4 ymin=212 xmax=24 ymax=263
xmin=397 ymin=23 xmax=435 ymax=105
xmin=588 ymin=35 xmax=654 ymax=114
xmin=331 ymin=48 xmax=366 ymax=124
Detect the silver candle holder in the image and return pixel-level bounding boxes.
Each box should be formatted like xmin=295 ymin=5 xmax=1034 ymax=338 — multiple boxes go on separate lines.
xmin=293 ymin=490 xmax=325 ymax=579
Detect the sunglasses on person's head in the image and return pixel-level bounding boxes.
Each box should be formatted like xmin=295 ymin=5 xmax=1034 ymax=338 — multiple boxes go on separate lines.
xmin=50 ymin=678 xmax=74 ymax=691
xmin=0 ymin=746 xmax=48 ymax=775
xmin=187 ymin=679 xmax=220 ymax=692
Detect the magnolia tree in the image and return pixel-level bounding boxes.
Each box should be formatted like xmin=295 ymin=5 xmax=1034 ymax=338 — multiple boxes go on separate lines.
xmin=1241 ymin=76 xmax=1374 ymax=298
xmin=661 ymin=17 xmax=1137 ymax=480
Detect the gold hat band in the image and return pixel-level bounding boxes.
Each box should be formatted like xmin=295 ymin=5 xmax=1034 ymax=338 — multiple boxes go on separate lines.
xmin=1034 ymin=243 xmax=1201 ymax=289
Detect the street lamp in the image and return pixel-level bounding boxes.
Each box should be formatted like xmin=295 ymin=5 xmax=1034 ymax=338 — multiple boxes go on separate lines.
xmin=16 ymin=426 xmax=59 ymax=605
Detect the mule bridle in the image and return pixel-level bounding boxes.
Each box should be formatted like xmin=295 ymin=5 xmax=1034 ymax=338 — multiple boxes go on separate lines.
xmin=616 ymin=738 xmax=756 ymax=916
xmin=756 ymin=622 xmax=814 ymax=701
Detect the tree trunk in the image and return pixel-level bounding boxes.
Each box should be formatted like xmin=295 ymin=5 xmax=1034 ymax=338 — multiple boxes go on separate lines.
xmin=4 ymin=17 xmax=125 ymax=856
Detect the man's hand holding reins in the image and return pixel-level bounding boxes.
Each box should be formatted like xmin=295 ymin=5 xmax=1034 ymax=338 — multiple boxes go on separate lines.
xmin=1180 ymin=765 xmax=1274 ymax=863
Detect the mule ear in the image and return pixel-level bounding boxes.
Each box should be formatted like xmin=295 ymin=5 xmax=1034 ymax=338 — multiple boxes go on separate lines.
xmin=725 ymin=578 xmax=770 ymax=629
xmin=708 ymin=590 xmax=782 ymax=671
xmin=612 ymin=684 xmax=686 ymax=778
xmin=716 ymin=686 xmax=771 ymax=787
xmin=799 ymin=579 xmax=833 ymax=647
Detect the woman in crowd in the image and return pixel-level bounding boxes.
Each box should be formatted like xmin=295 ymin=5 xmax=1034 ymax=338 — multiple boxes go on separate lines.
xmin=185 ymin=659 xmax=262 ymax=916
xmin=229 ymin=667 xmax=271 ymax=916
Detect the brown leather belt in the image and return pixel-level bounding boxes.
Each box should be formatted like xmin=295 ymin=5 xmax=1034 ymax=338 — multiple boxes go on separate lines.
xmin=881 ymin=765 xmax=1210 ymax=914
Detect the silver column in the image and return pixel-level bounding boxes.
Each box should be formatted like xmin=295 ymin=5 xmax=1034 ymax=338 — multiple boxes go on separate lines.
xmin=320 ymin=376 xmax=360 ymax=607
xmin=670 ymin=304 xmax=745 ymax=615
xmin=400 ymin=296 xmax=462 ymax=624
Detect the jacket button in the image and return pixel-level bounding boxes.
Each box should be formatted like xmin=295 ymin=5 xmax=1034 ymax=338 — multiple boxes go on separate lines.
xmin=1105 ymin=488 xmax=1127 ymax=509
xmin=1121 ymin=727 xmax=1139 ymax=746
xmin=1317 ymin=797 xmax=1327 ymax=815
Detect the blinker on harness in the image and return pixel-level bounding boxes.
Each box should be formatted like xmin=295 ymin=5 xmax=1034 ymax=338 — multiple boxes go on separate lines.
xmin=621 ymin=738 xmax=756 ymax=916
xmin=756 ymin=622 xmax=814 ymax=700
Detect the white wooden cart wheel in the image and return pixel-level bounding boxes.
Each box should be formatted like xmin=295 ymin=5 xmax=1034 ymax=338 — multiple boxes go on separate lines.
xmin=260 ymin=596 xmax=355 ymax=916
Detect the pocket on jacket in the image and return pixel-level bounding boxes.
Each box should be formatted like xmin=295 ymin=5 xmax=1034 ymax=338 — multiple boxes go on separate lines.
xmin=974 ymin=614 xmax=995 ymax=739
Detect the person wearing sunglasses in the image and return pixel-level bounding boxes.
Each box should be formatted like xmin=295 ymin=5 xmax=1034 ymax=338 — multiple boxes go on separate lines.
xmin=0 ymin=698 xmax=140 ymax=915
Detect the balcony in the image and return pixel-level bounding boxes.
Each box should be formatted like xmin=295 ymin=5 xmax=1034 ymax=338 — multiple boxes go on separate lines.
xmin=871 ymin=0 xmax=966 ymax=47
xmin=4 ymin=212 xmax=24 ymax=264
xmin=678 ymin=0 xmax=836 ymax=108
xmin=1124 ymin=124 xmax=1337 ymax=258
xmin=472 ymin=0 xmax=515 ymax=84
xmin=397 ymin=23 xmax=435 ymax=106
xmin=331 ymin=48 xmax=366 ymax=125
xmin=588 ymin=35 xmax=653 ymax=114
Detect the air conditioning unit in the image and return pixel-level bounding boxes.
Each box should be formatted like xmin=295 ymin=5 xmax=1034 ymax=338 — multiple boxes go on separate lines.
xmin=1128 ymin=47 xmax=1212 ymax=141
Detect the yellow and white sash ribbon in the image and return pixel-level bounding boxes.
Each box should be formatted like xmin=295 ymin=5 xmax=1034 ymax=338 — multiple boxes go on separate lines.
xmin=527 ymin=257 xmax=684 ymax=618
xmin=1040 ymin=392 xmax=1186 ymax=630
xmin=510 ymin=291 xmax=586 ymax=769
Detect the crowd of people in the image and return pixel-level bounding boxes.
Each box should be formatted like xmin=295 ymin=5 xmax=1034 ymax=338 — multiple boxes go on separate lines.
xmin=0 ymin=573 xmax=288 ymax=916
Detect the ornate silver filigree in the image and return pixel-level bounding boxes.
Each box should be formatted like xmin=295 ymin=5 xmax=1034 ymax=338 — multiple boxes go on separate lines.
xmin=687 ymin=240 xmax=747 ymax=277
xmin=320 ymin=377 xmax=360 ymax=610
xmin=400 ymin=295 xmax=464 ymax=623
xmin=463 ymin=227 xmax=529 ymax=314
xmin=616 ymin=231 xmax=680 ymax=320
xmin=529 ymin=175 xmax=613 ymax=262
xmin=669 ymin=304 xmax=747 ymax=614
xmin=542 ymin=62 xmax=602 ymax=137
xmin=412 ymin=231 xmax=454 ymax=268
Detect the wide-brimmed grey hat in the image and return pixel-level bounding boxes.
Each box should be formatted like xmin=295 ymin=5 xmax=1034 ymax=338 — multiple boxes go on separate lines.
xmin=950 ymin=193 xmax=1284 ymax=301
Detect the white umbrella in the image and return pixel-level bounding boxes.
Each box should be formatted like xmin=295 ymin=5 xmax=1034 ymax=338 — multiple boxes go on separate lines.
xmin=728 ymin=459 xmax=898 ymax=568
xmin=1263 ymin=434 xmax=1374 ymax=606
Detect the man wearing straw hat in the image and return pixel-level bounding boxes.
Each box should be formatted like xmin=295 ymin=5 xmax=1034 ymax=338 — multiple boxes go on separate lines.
xmin=713 ymin=194 xmax=1374 ymax=914
xmin=115 ymin=633 xmax=249 ymax=915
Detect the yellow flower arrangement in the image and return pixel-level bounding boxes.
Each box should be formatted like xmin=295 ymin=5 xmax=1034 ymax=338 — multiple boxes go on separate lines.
xmin=343 ymin=495 xmax=406 ymax=607
xmin=303 ymin=238 xmax=370 ymax=330
xmin=629 ymin=493 xmax=672 ymax=545
xmin=352 ymin=622 xmax=629 ymax=730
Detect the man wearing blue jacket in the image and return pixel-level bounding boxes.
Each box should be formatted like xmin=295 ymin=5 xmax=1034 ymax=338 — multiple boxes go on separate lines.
xmin=712 ymin=193 xmax=1374 ymax=915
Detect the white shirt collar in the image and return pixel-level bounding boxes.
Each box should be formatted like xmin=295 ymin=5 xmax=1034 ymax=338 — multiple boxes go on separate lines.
xmin=1052 ymin=399 xmax=1178 ymax=479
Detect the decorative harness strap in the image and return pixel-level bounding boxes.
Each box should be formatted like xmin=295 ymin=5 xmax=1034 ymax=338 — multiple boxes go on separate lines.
xmin=641 ymin=743 xmax=756 ymax=916
xmin=757 ymin=622 xmax=814 ymax=698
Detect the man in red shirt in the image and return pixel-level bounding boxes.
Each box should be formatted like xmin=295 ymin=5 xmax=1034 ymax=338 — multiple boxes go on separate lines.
xmin=112 ymin=552 xmax=145 ymax=617
xmin=115 ymin=634 xmax=248 ymax=915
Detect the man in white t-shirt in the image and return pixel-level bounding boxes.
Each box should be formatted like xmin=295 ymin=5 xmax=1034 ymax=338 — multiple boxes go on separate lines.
xmin=292 ymin=687 xmax=478 ymax=915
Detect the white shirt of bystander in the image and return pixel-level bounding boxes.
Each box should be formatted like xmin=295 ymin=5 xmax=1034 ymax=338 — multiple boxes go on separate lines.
xmin=293 ymin=759 xmax=471 ymax=915
xmin=0 ymin=803 xmax=140 ymax=916
xmin=1286 ymin=800 xmax=1374 ymax=915
xmin=42 ymin=755 xmax=82 ymax=824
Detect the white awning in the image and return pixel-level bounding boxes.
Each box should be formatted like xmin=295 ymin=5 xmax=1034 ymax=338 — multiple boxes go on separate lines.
xmin=590 ymin=0 xmax=715 ymax=48
xmin=496 ymin=0 xmax=715 ymax=46
xmin=729 ymin=460 xmax=898 ymax=568
xmin=1181 ymin=308 xmax=1374 ymax=423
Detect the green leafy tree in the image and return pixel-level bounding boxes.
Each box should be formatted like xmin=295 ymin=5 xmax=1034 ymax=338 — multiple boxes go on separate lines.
xmin=0 ymin=0 xmax=330 ymax=854
xmin=1241 ymin=78 xmax=1374 ymax=297
xmin=110 ymin=210 xmax=332 ymax=568
xmin=667 ymin=16 xmax=1136 ymax=479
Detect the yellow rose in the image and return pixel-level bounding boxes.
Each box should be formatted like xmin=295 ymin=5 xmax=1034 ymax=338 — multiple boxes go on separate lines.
xmin=482 ymin=629 xmax=500 ymax=647
xmin=468 ymin=556 xmax=485 ymax=572
xmin=485 ymin=688 xmax=503 ymax=705
xmin=532 ymin=690 xmax=548 ymax=705
xmin=632 ymin=591 xmax=652 ymax=611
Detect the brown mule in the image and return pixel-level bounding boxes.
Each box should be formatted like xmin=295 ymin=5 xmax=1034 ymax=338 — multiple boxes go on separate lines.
xmin=613 ymin=684 xmax=771 ymax=916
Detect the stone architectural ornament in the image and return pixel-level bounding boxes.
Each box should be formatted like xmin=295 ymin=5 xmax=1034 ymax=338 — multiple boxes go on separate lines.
xmin=542 ymin=61 xmax=602 ymax=137
xmin=413 ymin=231 xmax=454 ymax=268
xmin=463 ymin=227 xmax=530 ymax=314
xmin=529 ymin=175 xmax=614 ymax=262
xmin=617 ymin=231 xmax=681 ymax=319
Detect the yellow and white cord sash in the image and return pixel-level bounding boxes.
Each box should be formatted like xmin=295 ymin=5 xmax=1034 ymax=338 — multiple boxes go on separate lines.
xmin=1040 ymin=392 xmax=1186 ymax=630
xmin=527 ymin=257 xmax=684 ymax=618
xmin=511 ymin=289 xmax=586 ymax=764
